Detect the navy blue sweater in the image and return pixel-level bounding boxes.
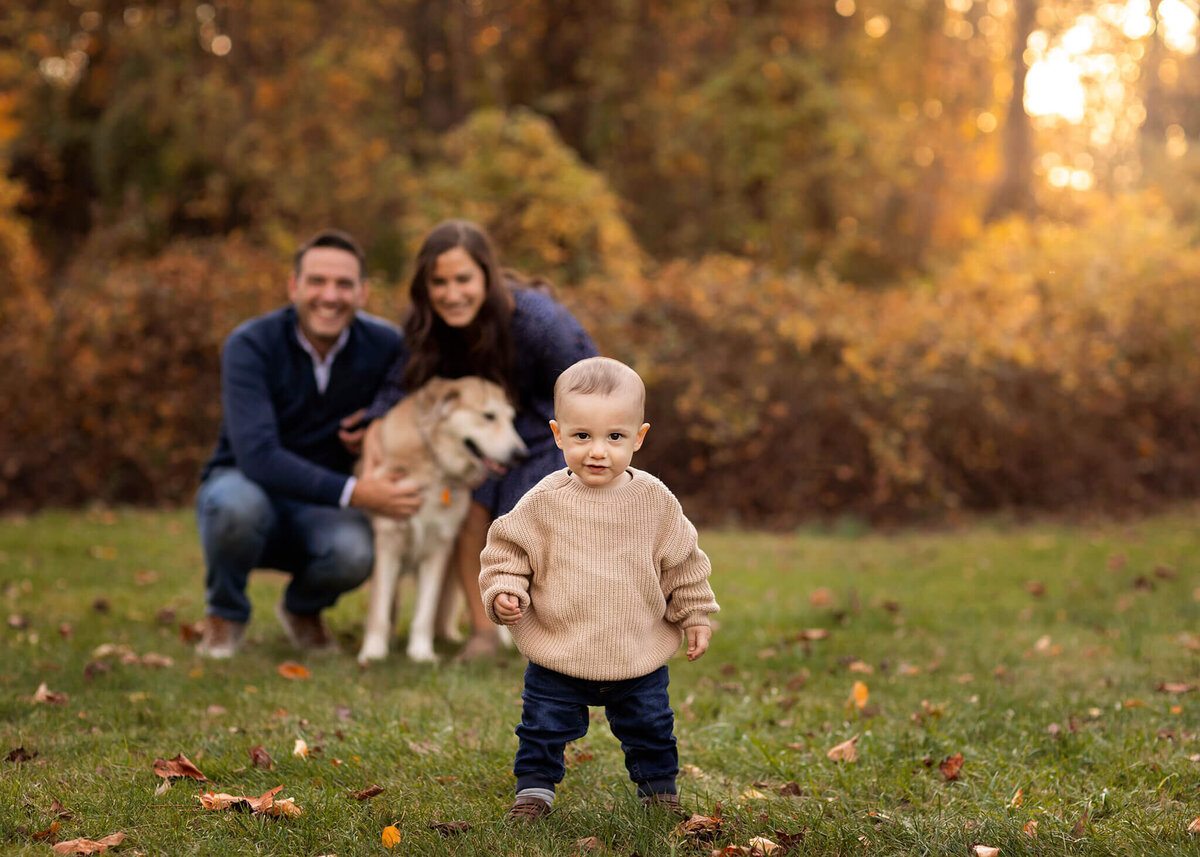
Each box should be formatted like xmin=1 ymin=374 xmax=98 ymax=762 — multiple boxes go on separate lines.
xmin=201 ymin=306 xmax=403 ymax=505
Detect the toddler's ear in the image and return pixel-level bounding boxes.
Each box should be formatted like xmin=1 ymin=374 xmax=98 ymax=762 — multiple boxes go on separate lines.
xmin=549 ymin=419 xmax=564 ymax=449
xmin=633 ymin=423 xmax=650 ymax=451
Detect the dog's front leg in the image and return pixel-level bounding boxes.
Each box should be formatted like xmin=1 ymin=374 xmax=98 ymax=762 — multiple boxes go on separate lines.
xmin=358 ymin=526 xmax=402 ymax=664
xmin=407 ymin=543 xmax=455 ymax=663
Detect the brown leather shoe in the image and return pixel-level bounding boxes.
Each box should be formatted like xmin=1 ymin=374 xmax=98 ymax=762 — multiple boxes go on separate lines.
xmin=275 ymin=600 xmax=339 ymax=653
xmin=505 ymin=796 xmax=552 ymax=823
xmin=196 ymin=614 xmax=246 ymax=659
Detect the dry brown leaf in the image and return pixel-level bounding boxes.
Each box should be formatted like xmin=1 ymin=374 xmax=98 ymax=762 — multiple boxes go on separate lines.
xmin=574 ymin=835 xmax=602 ymax=852
xmin=50 ymin=833 xmax=125 ymax=855
xmin=429 ymin=820 xmax=471 ymax=835
xmin=293 ymin=739 xmax=309 ymax=758
xmin=808 ymin=588 xmax=833 ymax=608
xmin=152 ymin=753 xmax=206 ymax=781
xmin=796 ymin=628 xmax=830 ymax=641
xmin=7 ymin=614 xmax=28 ymax=629
xmin=139 ymin=653 xmax=174 ymax=668
xmin=741 ymin=788 xmax=768 ymax=800
xmin=1007 ymin=788 xmax=1024 ymax=808
xmin=972 ymin=846 xmax=999 ymax=857
xmin=249 ymin=745 xmax=274 ymax=770
xmin=675 ymin=809 xmax=722 ymax=841
xmin=350 ymin=785 xmax=385 ymax=801
xmin=33 ymin=683 xmax=69 ymax=705
xmin=939 ymin=753 xmax=965 ymax=781
xmin=1023 ymin=820 xmax=1039 ymax=838
xmin=827 ymin=734 xmax=859 ymax=763
xmin=1157 ymin=682 xmax=1197 ymax=694
xmin=848 ymin=660 xmax=874 ymax=674
xmin=197 ymin=785 xmax=298 ymax=818
xmin=6 ymin=746 xmax=36 ymax=763
xmin=32 ymin=821 xmax=61 ymax=840
xmin=1187 ymin=817 xmax=1200 ymax=834
xmin=277 ymin=661 xmax=311 ymax=680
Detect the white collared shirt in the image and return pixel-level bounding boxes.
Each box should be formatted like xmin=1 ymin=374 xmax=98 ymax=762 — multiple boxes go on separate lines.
xmin=296 ymin=325 xmax=357 ymax=507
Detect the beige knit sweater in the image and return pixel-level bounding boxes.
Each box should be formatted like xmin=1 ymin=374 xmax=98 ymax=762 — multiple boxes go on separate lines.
xmin=479 ymin=468 xmax=719 ymax=680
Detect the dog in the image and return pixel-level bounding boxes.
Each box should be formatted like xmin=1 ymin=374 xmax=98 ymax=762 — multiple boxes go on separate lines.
xmin=356 ymin=376 xmax=528 ymax=664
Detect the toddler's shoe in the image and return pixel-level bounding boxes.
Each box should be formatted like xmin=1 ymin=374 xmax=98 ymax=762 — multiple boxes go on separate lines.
xmin=640 ymin=792 xmax=686 ymax=816
xmin=506 ymin=796 xmax=552 ymax=823
xmin=196 ymin=615 xmax=246 ymax=659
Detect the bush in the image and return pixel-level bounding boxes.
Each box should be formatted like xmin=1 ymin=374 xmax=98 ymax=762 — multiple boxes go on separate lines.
xmin=0 ymin=236 xmax=285 ymax=508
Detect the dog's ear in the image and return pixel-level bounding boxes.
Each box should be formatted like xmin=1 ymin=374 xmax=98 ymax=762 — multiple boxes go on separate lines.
xmin=414 ymin=377 xmax=462 ymax=434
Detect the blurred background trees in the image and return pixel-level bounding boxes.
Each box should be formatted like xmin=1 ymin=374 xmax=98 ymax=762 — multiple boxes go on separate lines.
xmin=3 ymin=0 xmax=1199 ymax=524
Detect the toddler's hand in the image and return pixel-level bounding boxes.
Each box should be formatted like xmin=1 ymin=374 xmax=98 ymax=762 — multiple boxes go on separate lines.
xmin=494 ymin=592 xmax=523 ymax=625
xmin=685 ymin=625 xmax=711 ymax=661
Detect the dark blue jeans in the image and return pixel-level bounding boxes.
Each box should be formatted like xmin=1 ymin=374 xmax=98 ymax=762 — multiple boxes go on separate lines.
xmin=514 ymin=662 xmax=678 ymax=798
xmin=195 ymin=467 xmax=373 ymax=622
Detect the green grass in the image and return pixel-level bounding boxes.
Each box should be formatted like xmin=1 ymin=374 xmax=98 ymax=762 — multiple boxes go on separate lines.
xmin=2 ymin=506 xmax=1200 ymax=855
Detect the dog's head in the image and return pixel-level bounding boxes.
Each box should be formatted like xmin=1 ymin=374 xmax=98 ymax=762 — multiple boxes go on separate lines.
xmin=415 ymin=377 xmax=529 ymax=487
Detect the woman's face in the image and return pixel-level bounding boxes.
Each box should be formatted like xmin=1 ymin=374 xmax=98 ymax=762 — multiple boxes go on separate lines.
xmin=427 ymin=246 xmax=486 ymax=328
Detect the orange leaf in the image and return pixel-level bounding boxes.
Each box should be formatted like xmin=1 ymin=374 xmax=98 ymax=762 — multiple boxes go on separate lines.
xmin=381 ymin=825 xmax=402 ymax=848
xmin=1023 ymin=820 xmax=1039 ymax=838
xmin=249 ymin=745 xmax=274 ymax=770
xmin=1007 ymin=788 xmax=1024 ymax=808
xmin=351 ymin=785 xmax=385 ymax=801
xmin=851 ymin=680 xmax=869 ymax=709
xmin=1188 ymin=817 xmax=1200 ymax=834
xmin=152 ymin=753 xmax=206 ymax=781
xmin=277 ymin=661 xmax=311 ymax=680
xmin=939 ymin=753 xmax=964 ymax=781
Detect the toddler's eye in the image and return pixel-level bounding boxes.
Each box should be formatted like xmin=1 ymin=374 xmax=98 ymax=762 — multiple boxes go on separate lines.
xmin=574 ymin=432 xmax=589 ymax=440
xmin=609 ymin=433 xmax=623 ymax=441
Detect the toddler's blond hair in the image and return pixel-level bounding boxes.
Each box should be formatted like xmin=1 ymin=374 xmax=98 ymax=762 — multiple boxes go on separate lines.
xmin=553 ymin=357 xmax=646 ymax=422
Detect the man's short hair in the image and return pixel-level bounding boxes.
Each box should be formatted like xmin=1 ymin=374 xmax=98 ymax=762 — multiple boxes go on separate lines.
xmin=554 ymin=356 xmax=646 ymax=421
xmin=293 ymin=229 xmax=367 ymax=280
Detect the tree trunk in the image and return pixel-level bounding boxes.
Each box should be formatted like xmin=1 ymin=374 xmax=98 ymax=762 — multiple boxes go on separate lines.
xmin=985 ymin=0 xmax=1036 ymax=222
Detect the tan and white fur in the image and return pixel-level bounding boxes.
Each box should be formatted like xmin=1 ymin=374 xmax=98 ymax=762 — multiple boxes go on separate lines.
xmin=357 ymin=376 xmax=527 ymax=664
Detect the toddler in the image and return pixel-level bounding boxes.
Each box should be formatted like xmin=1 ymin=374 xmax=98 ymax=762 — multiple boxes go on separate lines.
xmin=479 ymin=356 xmax=719 ymax=821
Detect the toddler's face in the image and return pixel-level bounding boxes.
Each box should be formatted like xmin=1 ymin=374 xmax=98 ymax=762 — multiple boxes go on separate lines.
xmin=550 ymin=390 xmax=649 ymax=490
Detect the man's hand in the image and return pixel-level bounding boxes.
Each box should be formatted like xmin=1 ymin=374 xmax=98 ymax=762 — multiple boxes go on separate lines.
xmin=685 ymin=625 xmax=711 ymax=661
xmin=349 ymin=470 xmax=423 ymax=519
xmin=493 ymin=592 xmax=523 ymax=625
xmin=339 ymin=409 xmax=369 ymax=456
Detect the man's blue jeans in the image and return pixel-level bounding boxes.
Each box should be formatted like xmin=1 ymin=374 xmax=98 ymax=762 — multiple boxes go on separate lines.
xmin=514 ymin=662 xmax=679 ymax=798
xmin=196 ymin=467 xmax=373 ymax=622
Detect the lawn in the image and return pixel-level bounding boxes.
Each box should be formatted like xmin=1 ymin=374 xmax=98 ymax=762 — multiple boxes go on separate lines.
xmin=2 ymin=506 xmax=1199 ymax=856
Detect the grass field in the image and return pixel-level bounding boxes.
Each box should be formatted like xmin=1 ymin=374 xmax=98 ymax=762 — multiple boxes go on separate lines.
xmin=2 ymin=506 xmax=1199 ymax=856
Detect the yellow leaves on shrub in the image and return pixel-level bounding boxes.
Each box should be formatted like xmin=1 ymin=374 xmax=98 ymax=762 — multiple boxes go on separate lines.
xmin=827 ymin=734 xmax=859 ymax=763
xmin=381 ymin=825 xmax=402 ymax=848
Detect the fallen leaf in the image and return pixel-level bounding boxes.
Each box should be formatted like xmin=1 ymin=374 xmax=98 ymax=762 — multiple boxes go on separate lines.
xmin=429 ymin=820 xmax=471 ymax=835
xmin=152 ymin=753 xmax=206 ymax=781
xmin=7 ymin=614 xmax=28 ymax=629
xmin=91 ymin=597 xmax=111 ymax=612
xmin=1122 ymin=699 xmax=1146 ymax=708
xmin=1024 ymin=581 xmax=1046 ymax=597
xmin=851 ymin=681 xmax=869 ymax=709
xmin=779 ymin=782 xmax=802 ymax=796
xmin=675 ymin=808 xmax=722 ymax=841
xmin=381 ymin=825 xmax=402 ymax=849
xmin=1188 ymin=817 xmax=1200 ymax=834
xmin=574 ymin=836 xmax=602 ymax=852
xmin=848 ymin=660 xmax=874 ymax=674
xmin=278 ymin=661 xmax=311 ymax=680
xmin=749 ymin=836 xmax=780 ymax=854
xmin=139 ymin=653 xmax=174 ymax=668
xmin=680 ymin=763 xmax=707 ymax=779
xmin=249 ymin=745 xmax=274 ymax=770
xmin=827 ymin=734 xmax=859 ymax=763
xmin=741 ymin=788 xmax=768 ymax=800
xmin=809 ymin=588 xmax=833 ymax=608
xmin=972 ymin=846 xmax=999 ymax=857
xmin=50 ymin=833 xmax=125 ymax=855
xmin=33 ymin=683 xmax=68 ymax=705
xmin=293 ymin=739 xmax=309 ymax=758
xmin=197 ymin=785 xmax=299 ymax=818
xmin=939 ymin=753 xmax=964 ymax=781
xmin=351 ymin=785 xmax=385 ymax=801
xmin=796 ymin=628 xmax=830 ymax=641
xmin=407 ymin=739 xmax=439 ymax=756
xmin=262 ymin=797 xmax=301 ymax=818
xmin=153 ymin=780 xmax=171 ymax=797
xmin=32 ymin=821 xmax=61 ymax=840
xmin=6 ymin=747 xmax=36 ymax=763
xmin=1007 ymin=788 xmax=1024 ymax=808
xmin=1023 ymin=820 xmax=1039 ymax=838
xmin=1157 ymin=682 xmax=1196 ymax=694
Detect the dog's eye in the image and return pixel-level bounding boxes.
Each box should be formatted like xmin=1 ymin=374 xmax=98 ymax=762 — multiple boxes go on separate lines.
xmin=482 ymin=412 xmax=496 ymax=421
